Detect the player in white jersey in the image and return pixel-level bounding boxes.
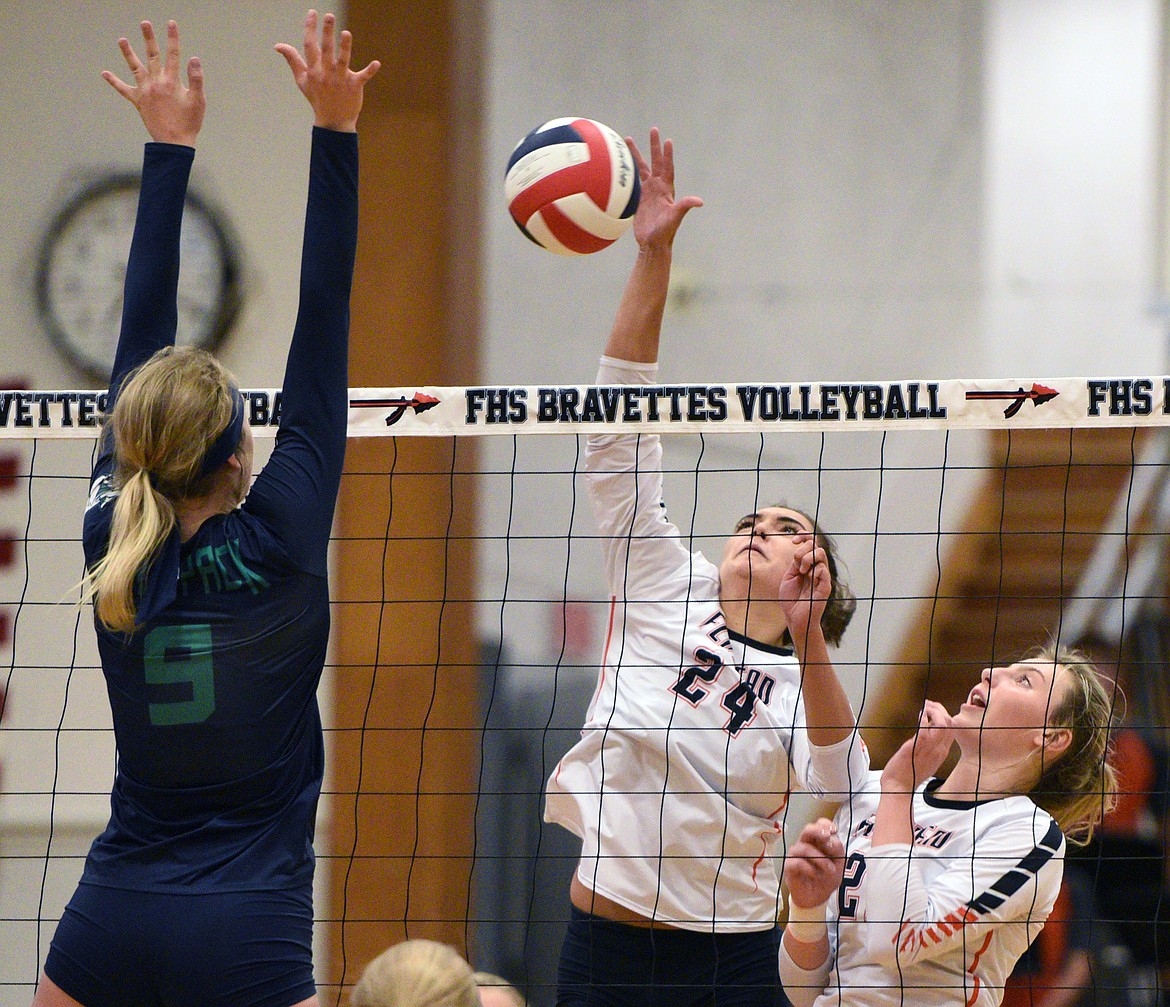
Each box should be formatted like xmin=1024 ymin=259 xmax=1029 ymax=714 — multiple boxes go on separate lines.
xmin=546 ymin=130 xmax=869 ymax=1006
xmin=778 ymin=645 xmax=1117 ymax=1007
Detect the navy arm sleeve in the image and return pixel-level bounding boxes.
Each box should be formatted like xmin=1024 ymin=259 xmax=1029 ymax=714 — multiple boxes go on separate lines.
xmin=244 ymin=127 xmax=358 ymax=575
xmin=108 ymin=143 xmax=194 ymax=400
xmin=95 ymin=142 xmax=194 ymax=477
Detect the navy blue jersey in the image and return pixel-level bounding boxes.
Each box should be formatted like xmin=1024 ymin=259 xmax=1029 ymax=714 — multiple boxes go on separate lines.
xmin=79 ymin=128 xmax=357 ymax=892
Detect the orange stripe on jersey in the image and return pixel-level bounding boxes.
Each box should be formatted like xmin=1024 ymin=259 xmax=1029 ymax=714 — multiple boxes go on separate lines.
xmin=897 ymin=906 xmax=978 ymax=954
xmin=751 ymin=815 xmax=785 ymax=890
xmin=589 ymin=596 xmax=618 ymax=709
xmin=601 ymin=596 xmax=616 ymax=665
xmin=965 ymin=931 xmax=995 ymax=1007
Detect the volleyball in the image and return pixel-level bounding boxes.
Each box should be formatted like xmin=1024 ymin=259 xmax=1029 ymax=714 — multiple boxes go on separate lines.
xmin=505 ymin=117 xmax=641 ymax=256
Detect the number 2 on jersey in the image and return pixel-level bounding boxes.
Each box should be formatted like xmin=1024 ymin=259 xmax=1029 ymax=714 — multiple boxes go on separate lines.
xmin=144 ymin=623 xmax=216 ymax=726
xmin=838 ymin=851 xmax=867 ymax=919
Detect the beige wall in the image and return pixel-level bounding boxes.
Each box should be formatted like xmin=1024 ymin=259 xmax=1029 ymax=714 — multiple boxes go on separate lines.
xmin=0 ymin=1 xmax=340 ymax=392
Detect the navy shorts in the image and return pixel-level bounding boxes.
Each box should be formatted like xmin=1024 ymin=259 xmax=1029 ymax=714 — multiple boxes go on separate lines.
xmin=44 ymin=882 xmax=316 ymax=1007
xmin=556 ymin=907 xmax=786 ymax=1007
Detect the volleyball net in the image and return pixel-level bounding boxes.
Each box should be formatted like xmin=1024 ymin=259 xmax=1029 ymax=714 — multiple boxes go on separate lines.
xmin=1 ymin=376 xmax=1168 ymax=1006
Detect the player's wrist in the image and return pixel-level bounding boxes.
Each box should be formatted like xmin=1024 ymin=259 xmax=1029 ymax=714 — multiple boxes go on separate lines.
xmin=786 ymin=615 xmax=825 ymax=650
xmin=635 ymin=241 xmax=673 ymax=262
xmin=785 ymin=894 xmax=829 ymax=943
xmin=879 ymin=771 xmax=916 ymax=796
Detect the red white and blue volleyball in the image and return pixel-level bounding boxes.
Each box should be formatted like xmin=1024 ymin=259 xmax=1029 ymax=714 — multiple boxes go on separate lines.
xmin=505 ymin=117 xmax=641 ymax=256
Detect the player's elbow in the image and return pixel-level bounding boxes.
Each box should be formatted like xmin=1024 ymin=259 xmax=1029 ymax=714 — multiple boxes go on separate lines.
xmin=863 ymin=929 xmax=917 ymax=972
xmin=802 ymin=766 xmax=862 ymax=802
xmin=803 ymin=739 xmax=869 ymax=798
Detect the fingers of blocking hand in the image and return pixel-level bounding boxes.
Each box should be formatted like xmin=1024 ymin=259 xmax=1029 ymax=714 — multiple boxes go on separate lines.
xmin=186 ymin=56 xmax=204 ymax=96
xmin=625 ymin=136 xmax=650 ymax=181
xmin=163 ymin=21 xmax=181 ymax=75
xmin=102 ymin=68 xmax=135 ymax=100
xmin=318 ymin=12 xmax=337 ymax=63
xmin=141 ymin=21 xmax=161 ymax=64
xmin=274 ymin=42 xmax=308 ymax=79
xmin=118 ymin=35 xmax=145 ymax=78
xmin=354 ymin=58 xmax=381 ymax=82
xmin=337 ymin=28 xmax=353 ymax=67
xmin=302 ymin=9 xmax=321 ymax=63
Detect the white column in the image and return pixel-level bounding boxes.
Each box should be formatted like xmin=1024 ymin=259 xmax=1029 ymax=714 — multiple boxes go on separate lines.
xmin=983 ymin=0 xmax=1166 ymax=375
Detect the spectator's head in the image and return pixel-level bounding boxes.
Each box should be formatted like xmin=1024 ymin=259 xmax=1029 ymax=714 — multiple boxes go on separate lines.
xmin=474 ymin=972 xmax=525 ymax=1007
xmin=351 ymin=939 xmax=478 ymax=1007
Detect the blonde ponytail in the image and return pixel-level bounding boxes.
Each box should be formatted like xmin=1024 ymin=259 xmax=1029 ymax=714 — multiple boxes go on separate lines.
xmin=1028 ymin=643 xmax=1119 ymax=845
xmin=84 ymin=347 xmax=239 ymax=633
xmin=90 ymin=469 xmax=176 ymax=632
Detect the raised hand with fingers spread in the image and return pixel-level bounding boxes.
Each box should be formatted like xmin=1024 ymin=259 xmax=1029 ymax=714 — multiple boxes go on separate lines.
xmin=879 ymin=700 xmax=955 ymax=799
xmin=102 ymin=19 xmax=205 ymax=147
xmin=275 ymin=8 xmax=380 ymax=132
xmin=626 ymin=127 xmax=703 ymax=253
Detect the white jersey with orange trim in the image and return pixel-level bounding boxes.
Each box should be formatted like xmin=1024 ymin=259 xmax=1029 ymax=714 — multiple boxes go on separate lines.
xmin=544 ymin=356 xmax=869 ymax=933
xmin=797 ymin=773 xmax=1064 ymax=1007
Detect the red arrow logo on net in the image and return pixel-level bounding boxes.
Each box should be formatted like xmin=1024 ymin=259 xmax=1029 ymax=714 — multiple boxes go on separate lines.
xmin=964 ymin=383 xmax=1059 ymax=419
xmin=351 ymin=393 xmax=441 ymax=426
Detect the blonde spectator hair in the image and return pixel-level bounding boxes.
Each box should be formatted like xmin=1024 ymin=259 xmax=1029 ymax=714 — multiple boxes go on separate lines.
xmin=474 ymin=972 xmax=526 ymax=1007
xmin=84 ymin=347 xmax=239 ymax=633
xmin=1028 ymin=643 xmax=1119 ymax=846
xmin=351 ymin=940 xmax=479 ymax=1007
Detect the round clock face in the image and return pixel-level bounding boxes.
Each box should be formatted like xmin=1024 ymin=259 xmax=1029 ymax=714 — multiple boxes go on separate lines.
xmin=35 ymin=173 xmax=242 ymax=382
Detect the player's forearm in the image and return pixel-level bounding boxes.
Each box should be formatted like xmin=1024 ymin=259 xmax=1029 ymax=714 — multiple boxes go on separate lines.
xmin=857 ymin=841 xmax=932 ymax=969
xmin=282 ymin=128 xmax=358 ymax=443
xmin=110 ymin=143 xmax=194 ymax=392
xmin=603 ymin=245 xmax=672 ymax=363
xmin=778 ymin=927 xmax=831 ymax=1007
xmin=782 ymin=926 xmax=830 ymax=971
xmin=792 ymin=623 xmax=855 ymax=747
xmin=872 ymin=789 xmax=916 ymax=847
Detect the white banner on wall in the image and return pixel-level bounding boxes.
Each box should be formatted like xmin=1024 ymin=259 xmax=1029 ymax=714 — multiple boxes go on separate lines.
xmin=0 ymin=376 xmax=1166 ymax=437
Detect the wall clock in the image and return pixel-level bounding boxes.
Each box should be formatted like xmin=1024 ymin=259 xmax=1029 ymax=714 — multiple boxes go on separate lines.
xmin=35 ymin=173 xmax=243 ymax=382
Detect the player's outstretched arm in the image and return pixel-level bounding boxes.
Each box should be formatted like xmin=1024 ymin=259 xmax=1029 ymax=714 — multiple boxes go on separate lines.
xmin=602 ymin=128 xmax=703 ymax=364
xmin=246 ymin=10 xmax=378 ymax=575
xmin=275 ymin=8 xmax=380 ymax=132
xmin=779 ymin=818 xmax=844 ymax=1007
xmin=103 ymin=19 xmax=200 ymax=392
xmin=102 ymin=19 xmax=205 ymax=147
xmin=871 ymin=702 xmax=954 ymax=847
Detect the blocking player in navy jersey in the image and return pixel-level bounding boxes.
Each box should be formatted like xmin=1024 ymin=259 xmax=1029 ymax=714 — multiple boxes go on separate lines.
xmin=778 ymin=645 xmax=1117 ymax=1007
xmin=33 ymin=13 xmax=378 ymax=1007
xmin=546 ymin=130 xmax=869 ymax=1006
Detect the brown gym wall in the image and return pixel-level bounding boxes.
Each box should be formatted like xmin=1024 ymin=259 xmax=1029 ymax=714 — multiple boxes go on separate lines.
xmin=321 ymin=0 xmax=484 ymax=996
